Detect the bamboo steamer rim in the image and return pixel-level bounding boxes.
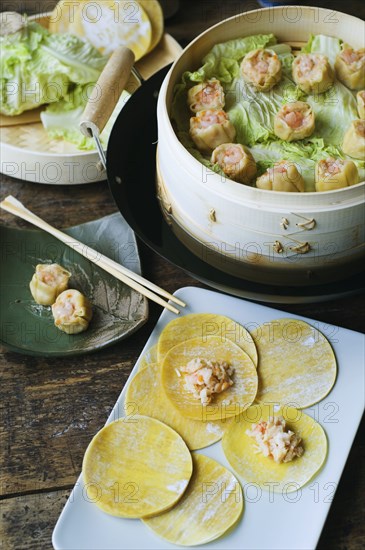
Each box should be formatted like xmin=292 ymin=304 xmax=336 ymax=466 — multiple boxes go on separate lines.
xmin=160 ymin=5 xmax=365 ymax=202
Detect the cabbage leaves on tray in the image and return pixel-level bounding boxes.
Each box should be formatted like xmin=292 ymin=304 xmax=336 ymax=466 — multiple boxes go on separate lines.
xmin=0 ymin=20 xmax=106 ymax=114
xmin=171 ymin=33 xmax=364 ymax=191
xmin=0 ymin=19 xmax=131 ymax=150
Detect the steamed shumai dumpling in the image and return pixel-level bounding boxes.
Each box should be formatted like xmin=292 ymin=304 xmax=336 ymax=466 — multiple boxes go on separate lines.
xmin=189 ymin=110 xmax=236 ymax=154
xmin=29 ymin=263 xmax=71 ymax=306
xmin=211 ymin=143 xmax=257 ymax=184
xmin=256 ymin=161 xmax=305 ymax=192
xmin=292 ymin=53 xmax=334 ymax=94
xmin=315 ymin=158 xmax=359 ymax=191
xmin=357 ymin=91 xmax=365 ymax=119
xmin=342 ymin=119 xmax=365 ymax=159
xmin=187 ymin=79 xmax=225 ymax=113
xmin=274 ymin=101 xmax=315 ymax=141
xmin=335 ymin=46 xmax=365 ymax=90
xmin=240 ymin=48 xmax=282 ymax=92
xmin=52 ymin=289 xmax=92 ymax=334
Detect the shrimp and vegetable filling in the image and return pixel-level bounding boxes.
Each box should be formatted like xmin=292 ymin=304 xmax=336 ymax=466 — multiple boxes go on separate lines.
xmin=211 ymin=143 xmax=257 ymax=184
xmin=246 ymin=416 xmax=304 ymax=464
xmin=241 ymin=48 xmax=282 ymax=91
xmin=29 ymin=263 xmax=71 ymax=306
xmin=52 ymin=289 xmax=92 ymax=334
xmin=335 ymin=46 xmax=365 ymax=90
xmin=189 ymin=109 xmax=236 ymax=153
xmin=180 ymin=358 xmax=234 ymax=406
xmin=187 ymin=79 xmax=225 ymax=113
xmin=274 ymin=101 xmax=315 ymax=141
xmin=292 ymin=53 xmax=334 ymax=94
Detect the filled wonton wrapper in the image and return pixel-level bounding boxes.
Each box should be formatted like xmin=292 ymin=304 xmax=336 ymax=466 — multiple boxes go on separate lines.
xmin=187 ymin=78 xmax=225 ymax=113
xmin=256 ymin=161 xmax=305 ymax=192
xmin=274 ymin=101 xmax=315 ymax=141
xmin=356 ymin=91 xmax=365 ymax=119
xmin=222 ymin=405 xmax=328 ymax=493
xmin=315 ymin=158 xmax=359 ymax=191
xmin=292 ymin=53 xmax=334 ymax=94
xmin=240 ymin=48 xmax=282 ymax=92
xmin=334 ymin=46 xmax=365 ymax=90
xmin=189 ymin=109 xmax=236 ymax=154
xmin=211 ymin=143 xmax=257 ymax=184
xmin=52 ymin=289 xmax=92 ymax=334
xmin=29 ymin=263 xmax=71 ymax=306
xmin=342 ymin=119 xmax=365 ymax=159
xmin=161 ymin=336 xmax=258 ymax=421
xmin=124 ymin=363 xmax=227 ymax=450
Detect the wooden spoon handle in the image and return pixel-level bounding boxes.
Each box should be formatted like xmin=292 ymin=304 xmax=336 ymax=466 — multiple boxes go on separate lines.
xmin=80 ymin=46 xmax=135 ymax=138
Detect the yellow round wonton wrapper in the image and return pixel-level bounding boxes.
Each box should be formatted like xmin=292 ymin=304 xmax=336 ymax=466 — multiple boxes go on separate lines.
xmin=82 ymin=416 xmax=192 ymax=518
xmin=222 ymin=405 xmax=327 ymax=493
xmin=158 ymin=313 xmax=258 ymax=367
xmin=138 ymin=0 xmax=164 ymax=53
xmin=143 ymin=454 xmax=243 ymax=546
xmin=161 ymin=336 xmax=258 ymax=421
xmin=125 ymin=363 xmax=227 ymax=450
xmin=253 ymin=318 xmax=337 ymax=408
xmin=138 ymin=344 xmax=158 ymax=371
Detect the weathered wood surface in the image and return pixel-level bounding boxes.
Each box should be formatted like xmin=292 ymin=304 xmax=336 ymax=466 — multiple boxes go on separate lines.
xmin=0 ymin=0 xmax=364 ymax=549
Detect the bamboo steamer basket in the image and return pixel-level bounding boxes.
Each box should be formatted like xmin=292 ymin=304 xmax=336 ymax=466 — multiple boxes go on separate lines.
xmin=157 ymin=6 xmax=365 ymax=286
xmin=0 ymin=13 xmax=178 ymax=185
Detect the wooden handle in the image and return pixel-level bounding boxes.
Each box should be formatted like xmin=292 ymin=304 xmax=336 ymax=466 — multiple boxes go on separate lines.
xmin=80 ymin=46 xmax=135 ymax=137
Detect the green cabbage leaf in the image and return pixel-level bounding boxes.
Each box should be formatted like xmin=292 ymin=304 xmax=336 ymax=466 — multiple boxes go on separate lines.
xmin=0 ymin=19 xmax=107 ymax=116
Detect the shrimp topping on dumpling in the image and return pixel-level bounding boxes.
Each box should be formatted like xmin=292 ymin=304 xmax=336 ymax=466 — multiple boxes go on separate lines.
xmin=256 ymin=161 xmax=305 ymax=192
xmin=187 ymin=79 xmax=225 ymax=113
xmin=335 ymin=46 xmax=365 ymax=90
xmin=342 ymin=119 xmax=365 ymax=159
xmin=29 ymin=263 xmax=71 ymax=306
xmin=211 ymin=143 xmax=257 ymax=184
xmin=274 ymin=101 xmax=315 ymax=141
xmin=52 ymin=289 xmax=93 ymax=334
xmin=356 ymin=91 xmax=365 ymax=119
xmin=189 ymin=109 xmax=236 ymax=154
xmin=240 ymin=48 xmax=282 ymax=92
xmin=292 ymin=53 xmax=334 ymax=94
xmin=315 ymin=158 xmax=359 ymax=191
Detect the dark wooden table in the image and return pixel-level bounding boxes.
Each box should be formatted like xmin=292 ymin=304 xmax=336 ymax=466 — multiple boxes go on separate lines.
xmin=1 ymin=1 xmax=364 ymax=549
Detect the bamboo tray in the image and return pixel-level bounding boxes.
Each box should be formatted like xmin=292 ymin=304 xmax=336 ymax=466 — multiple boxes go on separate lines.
xmin=0 ymin=14 xmax=182 ymax=185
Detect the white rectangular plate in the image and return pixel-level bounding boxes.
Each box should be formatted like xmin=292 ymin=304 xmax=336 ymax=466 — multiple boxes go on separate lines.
xmin=53 ymin=286 xmax=365 ymax=550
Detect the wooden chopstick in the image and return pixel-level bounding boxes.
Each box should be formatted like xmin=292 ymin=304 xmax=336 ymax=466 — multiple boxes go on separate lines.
xmin=0 ymin=195 xmax=184 ymax=315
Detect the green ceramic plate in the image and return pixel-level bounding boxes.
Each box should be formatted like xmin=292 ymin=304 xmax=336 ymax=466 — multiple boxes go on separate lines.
xmin=0 ymin=213 xmax=148 ymax=356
